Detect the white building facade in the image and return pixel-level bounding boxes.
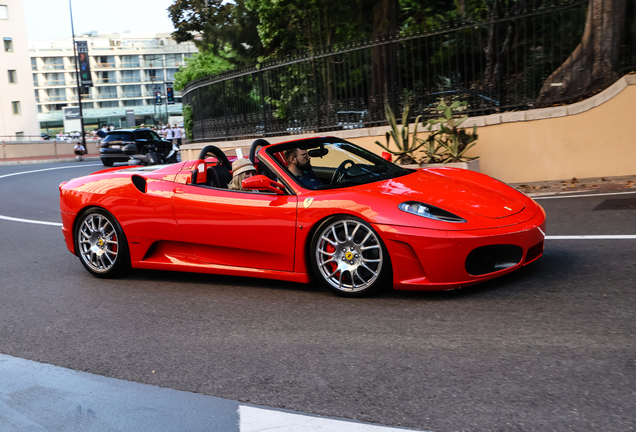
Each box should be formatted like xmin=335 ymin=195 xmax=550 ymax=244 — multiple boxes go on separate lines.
xmin=29 ymin=31 xmax=197 ymax=132
xmin=0 ymin=0 xmax=40 ymax=139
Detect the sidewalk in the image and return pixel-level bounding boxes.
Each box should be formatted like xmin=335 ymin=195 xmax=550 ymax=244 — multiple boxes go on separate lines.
xmin=510 ymin=174 xmax=636 ymax=197
xmin=1 ymin=154 xmax=634 ymax=197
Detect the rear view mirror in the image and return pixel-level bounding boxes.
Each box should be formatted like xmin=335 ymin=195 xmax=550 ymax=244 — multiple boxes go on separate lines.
xmin=242 ymin=175 xmax=286 ymax=195
xmin=308 ymin=147 xmax=329 ymax=158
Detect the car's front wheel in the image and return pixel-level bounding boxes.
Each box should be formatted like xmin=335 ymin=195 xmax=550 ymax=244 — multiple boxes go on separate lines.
xmin=310 ymin=216 xmax=391 ymax=297
xmin=75 ymin=208 xmax=130 ymax=278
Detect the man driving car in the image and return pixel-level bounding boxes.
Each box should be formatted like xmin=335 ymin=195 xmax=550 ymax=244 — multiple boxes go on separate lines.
xmin=284 ymin=148 xmax=323 ymax=188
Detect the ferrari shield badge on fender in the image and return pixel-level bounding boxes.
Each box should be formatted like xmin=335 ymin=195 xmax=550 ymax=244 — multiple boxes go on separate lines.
xmin=303 ymin=198 xmax=314 ymax=209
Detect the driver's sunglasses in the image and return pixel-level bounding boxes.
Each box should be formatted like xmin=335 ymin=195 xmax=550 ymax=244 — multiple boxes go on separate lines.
xmin=297 ymin=153 xmax=310 ymax=159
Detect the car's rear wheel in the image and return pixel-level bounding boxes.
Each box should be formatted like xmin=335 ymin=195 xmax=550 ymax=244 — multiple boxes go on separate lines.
xmin=101 ymin=159 xmax=114 ymax=167
xmin=75 ymin=208 xmax=129 ymax=278
xmin=310 ymin=216 xmax=390 ymax=297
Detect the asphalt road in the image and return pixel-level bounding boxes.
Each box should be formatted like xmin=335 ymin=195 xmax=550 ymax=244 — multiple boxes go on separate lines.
xmin=0 ymin=162 xmax=634 ymax=432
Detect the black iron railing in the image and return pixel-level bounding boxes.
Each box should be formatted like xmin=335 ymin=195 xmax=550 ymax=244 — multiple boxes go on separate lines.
xmin=183 ymin=0 xmax=636 ymax=142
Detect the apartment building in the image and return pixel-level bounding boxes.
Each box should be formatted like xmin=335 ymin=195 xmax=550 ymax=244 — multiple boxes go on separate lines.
xmin=30 ymin=31 xmax=197 ymax=132
xmin=0 ymin=0 xmax=40 ymax=139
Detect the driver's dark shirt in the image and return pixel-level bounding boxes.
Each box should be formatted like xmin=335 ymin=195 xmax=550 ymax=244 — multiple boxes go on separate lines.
xmin=295 ymin=169 xmax=322 ymax=188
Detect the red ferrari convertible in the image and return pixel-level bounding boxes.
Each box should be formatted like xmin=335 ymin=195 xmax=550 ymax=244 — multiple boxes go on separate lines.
xmin=59 ymin=137 xmax=546 ymax=297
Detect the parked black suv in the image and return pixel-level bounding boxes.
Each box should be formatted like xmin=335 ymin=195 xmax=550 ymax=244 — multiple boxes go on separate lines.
xmin=99 ymin=129 xmax=171 ymax=166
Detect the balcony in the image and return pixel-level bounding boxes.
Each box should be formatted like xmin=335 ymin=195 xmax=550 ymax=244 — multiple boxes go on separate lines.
xmin=122 ymin=93 xmax=142 ymax=98
xmin=96 ymin=94 xmax=117 ymax=99
xmin=47 ymin=96 xmax=67 ymax=101
xmin=96 ymin=79 xmax=118 ymax=84
xmin=121 ymin=77 xmax=141 ymax=83
xmin=120 ymin=62 xmax=141 ymax=68
xmin=43 ymin=65 xmax=65 ymax=70
xmin=44 ymin=80 xmax=66 ymax=86
xmin=95 ymin=63 xmax=116 ymax=69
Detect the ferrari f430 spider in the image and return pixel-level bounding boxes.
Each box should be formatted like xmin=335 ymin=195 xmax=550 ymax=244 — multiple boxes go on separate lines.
xmin=60 ymin=137 xmax=546 ymax=297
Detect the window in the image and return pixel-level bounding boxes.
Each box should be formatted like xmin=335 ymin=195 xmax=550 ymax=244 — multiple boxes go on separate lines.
xmin=8 ymin=69 xmax=16 ymax=83
xmin=11 ymin=101 xmax=20 ymax=115
xmin=42 ymin=57 xmax=64 ymax=70
xmin=99 ymin=101 xmax=119 ymax=108
xmin=45 ymin=72 xmax=65 ymax=85
xmin=120 ymin=55 xmax=140 ymax=68
xmin=123 ymin=99 xmax=143 ymax=107
xmin=166 ymin=68 xmax=178 ymax=81
xmin=4 ymin=37 xmax=13 ymax=52
xmin=0 ymin=5 xmax=8 ymax=20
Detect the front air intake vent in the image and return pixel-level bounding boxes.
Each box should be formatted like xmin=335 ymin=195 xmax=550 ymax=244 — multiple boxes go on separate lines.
xmin=465 ymin=245 xmax=523 ymax=276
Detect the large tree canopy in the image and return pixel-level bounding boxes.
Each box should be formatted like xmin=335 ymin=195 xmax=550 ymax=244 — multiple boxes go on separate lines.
xmin=168 ymin=0 xmax=268 ymax=67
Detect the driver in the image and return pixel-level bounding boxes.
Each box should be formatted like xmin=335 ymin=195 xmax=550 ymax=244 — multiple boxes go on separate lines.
xmin=284 ymin=148 xmax=322 ymax=188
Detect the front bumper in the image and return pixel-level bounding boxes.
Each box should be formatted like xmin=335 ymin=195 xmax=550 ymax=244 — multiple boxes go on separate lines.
xmin=375 ymin=207 xmax=546 ymax=291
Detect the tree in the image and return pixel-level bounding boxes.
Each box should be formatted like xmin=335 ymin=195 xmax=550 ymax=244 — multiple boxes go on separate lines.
xmin=537 ymin=0 xmax=627 ymax=103
xmin=245 ymin=0 xmax=360 ymax=57
xmin=173 ymin=50 xmax=234 ymax=91
xmin=169 ymin=0 xmax=268 ymax=67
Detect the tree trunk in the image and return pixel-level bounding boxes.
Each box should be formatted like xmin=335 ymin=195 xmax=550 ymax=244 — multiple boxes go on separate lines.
xmin=369 ymin=0 xmax=399 ymax=119
xmin=537 ymin=0 xmax=626 ymax=104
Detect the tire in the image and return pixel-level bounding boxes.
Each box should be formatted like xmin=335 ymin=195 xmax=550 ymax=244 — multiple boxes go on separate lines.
xmin=74 ymin=208 xmax=130 ymax=278
xmin=310 ymin=216 xmax=391 ymax=297
xmin=101 ymin=159 xmax=114 ymax=167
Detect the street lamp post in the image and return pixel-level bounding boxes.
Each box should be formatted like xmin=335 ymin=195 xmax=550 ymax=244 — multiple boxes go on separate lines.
xmin=69 ymin=0 xmax=87 ymax=149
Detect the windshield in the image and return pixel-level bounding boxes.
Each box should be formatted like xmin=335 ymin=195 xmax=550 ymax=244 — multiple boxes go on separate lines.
xmin=103 ymin=132 xmax=134 ymax=142
xmin=266 ymin=139 xmax=411 ymax=190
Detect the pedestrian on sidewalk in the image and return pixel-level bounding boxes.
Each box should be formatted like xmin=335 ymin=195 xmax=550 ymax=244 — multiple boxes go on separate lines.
xmin=172 ymin=124 xmax=182 ymax=147
xmin=165 ymin=124 xmax=174 ymax=143
xmin=74 ymin=142 xmax=86 ymax=161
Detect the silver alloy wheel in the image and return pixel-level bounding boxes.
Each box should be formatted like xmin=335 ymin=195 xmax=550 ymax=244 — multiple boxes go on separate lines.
xmin=315 ymin=219 xmax=383 ymax=293
xmin=78 ymin=213 xmax=119 ymax=273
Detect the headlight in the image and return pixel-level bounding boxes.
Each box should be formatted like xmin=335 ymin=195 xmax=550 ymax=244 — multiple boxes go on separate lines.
xmin=398 ymin=201 xmax=467 ymax=223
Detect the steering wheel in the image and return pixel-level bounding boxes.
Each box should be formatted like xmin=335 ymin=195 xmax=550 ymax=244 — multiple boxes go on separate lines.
xmin=331 ymin=159 xmax=355 ymax=184
xmin=249 ymin=139 xmax=270 ymax=164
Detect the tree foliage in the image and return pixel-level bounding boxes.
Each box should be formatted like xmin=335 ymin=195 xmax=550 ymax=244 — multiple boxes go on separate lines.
xmin=243 ymin=0 xmax=382 ymax=57
xmin=169 ymin=0 xmax=268 ymax=67
xmin=173 ymin=50 xmax=234 ymax=91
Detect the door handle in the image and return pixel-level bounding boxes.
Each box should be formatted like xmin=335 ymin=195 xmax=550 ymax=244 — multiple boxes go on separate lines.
xmin=174 ymin=188 xmax=185 ymax=194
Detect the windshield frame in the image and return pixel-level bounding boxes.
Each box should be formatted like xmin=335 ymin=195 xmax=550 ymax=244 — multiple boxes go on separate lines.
xmin=264 ymin=137 xmax=411 ymax=191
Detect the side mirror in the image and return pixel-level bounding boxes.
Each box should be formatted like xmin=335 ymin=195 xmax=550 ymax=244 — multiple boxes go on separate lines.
xmin=242 ymin=175 xmax=286 ymax=195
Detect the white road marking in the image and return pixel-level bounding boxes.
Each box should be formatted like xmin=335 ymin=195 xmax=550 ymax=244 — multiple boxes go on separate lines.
xmin=0 ymin=163 xmax=101 ymax=180
xmin=534 ymin=191 xmax=636 ymax=199
xmin=546 ymin=235 xmax=636 ymax=240
xmin=0 ymin=164 xmax=100 ymax=226
xmin=0 ymin=215 xmax=62 ymax=227
xmin=240 ymin=405 xmax=430 ymax=432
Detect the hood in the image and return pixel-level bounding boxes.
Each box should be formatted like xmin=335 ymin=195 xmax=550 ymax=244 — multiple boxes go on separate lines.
xmin=362 ymin=168 xmax=525 ymax=219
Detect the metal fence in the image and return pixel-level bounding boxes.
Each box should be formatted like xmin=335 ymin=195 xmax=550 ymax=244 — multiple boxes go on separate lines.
xmin=183 ymin=0 xmax=636 ymax=142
